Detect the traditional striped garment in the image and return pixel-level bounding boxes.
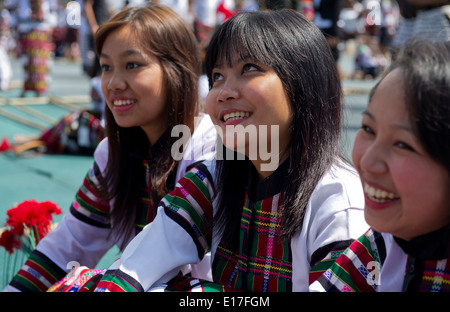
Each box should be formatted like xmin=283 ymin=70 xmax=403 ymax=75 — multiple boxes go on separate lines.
xmin=311 ymin=227 xmax=450 ymax=292
xmin=9 ymin=158 xmax=157 ymax=292
xmin=163 ymin=161 xmax=294 ymax=291
xmin=212 ymin=192 xmax=292 ymax=291
xmin=9 ymin=250 xmax=67 ymax=292
xmin=40 ymin=109 xmax=105 ymax=155
xmin=311 ymin=229 xmax=383 ymax=292
xmin=44 ymin=158 xmax=367 ymax=292
xmin=70 ymin=162 xmax=111 ymax=228
xmin=66 ymin=162 xmax=291 ymax=292
xmin=20 ymin=28 xmax=54 ymax=93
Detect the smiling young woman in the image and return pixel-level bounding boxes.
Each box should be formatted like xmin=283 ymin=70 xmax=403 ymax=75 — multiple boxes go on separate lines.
xmin=353 ymin=69 xmax=450 ymax=241
xmin=3 ymin=4 xmax=216 ymax=292
xmin=311 ymin=39 xmax=450 ymax=292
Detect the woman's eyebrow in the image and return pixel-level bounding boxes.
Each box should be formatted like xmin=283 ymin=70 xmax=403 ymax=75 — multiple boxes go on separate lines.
xmin=363 ymin=109 xmax=414 ymax=133
xmin=100 ymin=49 xmax=142 ymax=59
xmin=362 ymin=109 xmax=374 ymax=121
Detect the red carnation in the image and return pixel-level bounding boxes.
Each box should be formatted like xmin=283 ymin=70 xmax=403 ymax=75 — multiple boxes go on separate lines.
xmin=0 ymin=200 xmax=62 ymax=253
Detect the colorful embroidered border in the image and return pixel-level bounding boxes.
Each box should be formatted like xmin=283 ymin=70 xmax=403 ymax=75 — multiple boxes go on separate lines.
xmin=309 ymin=239 xmax=356 ymax=283
xmin=94 ymin=269 xmax=144 ymax=292
xmin=9 ymin=250 xmax=66 ymax=292
xmin=311 ymin=229 xmax=380 ymax=292
xmin=71 ymin=162 xmax=111 ymax=227
xmin=163 ymin=165 xmax=215 ymax=258
xmin=47 ymin=267 xmax=105 ymax=292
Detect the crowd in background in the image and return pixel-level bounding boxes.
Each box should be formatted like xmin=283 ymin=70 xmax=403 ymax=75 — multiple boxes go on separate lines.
xmin=1 ymin=1 xmax=449 ymax=294
xmin=0 ymin=0 xmax=449 ymax=94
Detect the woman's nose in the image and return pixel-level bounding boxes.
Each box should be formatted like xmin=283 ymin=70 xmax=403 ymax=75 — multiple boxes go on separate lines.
xmin=107 ymin=71 xmax=126 ymax=91
xmin=217 ymin=79 xmax=240 ymax=103
xmin=359 ymin=142 xmax=388 ymax=174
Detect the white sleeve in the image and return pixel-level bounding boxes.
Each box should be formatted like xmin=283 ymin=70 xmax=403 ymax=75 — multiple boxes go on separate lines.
xmin=103 ymin=205 xmax=200 ymax=291
xmin=291 ymin=162 xmax=368 ymax=291
xmin=36 ymin=138 xmax=114 ymax=270
xmin=35 ymin=212 xmax=115 ymax=271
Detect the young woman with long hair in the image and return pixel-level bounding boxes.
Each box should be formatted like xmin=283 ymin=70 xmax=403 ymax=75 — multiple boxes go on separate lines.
xmin=4 ymin=4 xmax=216 ymax=292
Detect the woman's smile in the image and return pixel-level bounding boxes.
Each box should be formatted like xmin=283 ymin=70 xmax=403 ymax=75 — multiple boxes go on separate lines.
xmin=220 ymin=109 xmax=252 ymax=125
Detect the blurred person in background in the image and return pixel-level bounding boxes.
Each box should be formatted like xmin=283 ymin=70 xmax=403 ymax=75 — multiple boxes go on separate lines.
xmin=8 ymin=0 xmax=58 ymax=97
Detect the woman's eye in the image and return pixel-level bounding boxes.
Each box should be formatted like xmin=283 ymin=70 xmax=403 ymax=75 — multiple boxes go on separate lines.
xmin=100 ymin=64 xmax=111 ymax=72
xmin=395 ymin=141 xmax=414 ymax=151
xmin=126 ymin=62 xmax=139 ymax=70
xmin=243 ymin=63 xmax=259 ymax=73
xmin=361 ymin=124 xmax=374 ymax=135
xmin=212 ymin=72 xmax=223 ymax=82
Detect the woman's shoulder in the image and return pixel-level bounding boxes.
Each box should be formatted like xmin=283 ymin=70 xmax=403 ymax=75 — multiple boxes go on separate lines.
xmin=312 ymin=158 xmax=364 ymax=207
xmin=93 ymin=137 xmax=109 ymax=173
xmin=303 ymin=157 xmax=367 ymax=239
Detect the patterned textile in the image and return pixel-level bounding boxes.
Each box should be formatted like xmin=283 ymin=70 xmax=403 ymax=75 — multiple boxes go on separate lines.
xmin=420 ymin=259 xmax=450 ymax=292
xmin=48 ymin=267 xmax=145 ymax=292
xmin=309 ymin=239 xmax=356 ymax=283
xmin=9 ymin=250 xmax=66 ymax=292
xmin=134 ymin=160 xmax=155 ymax=234
xmin=47 ymin=267 xmax=105 ymax=292
xmin=40 ymin=109 xmax=105 ymax=155
xmin=48 ymin=162 xmax=292 ymax=292
xmin=163 ymin=165 xmax=215 ymax=259
xmin=70 ymin=161 xmax=111 ymax=228
xmin=212 ymin=193 xmax=293 ymax=292
xmin=164 ymin=161 xmax=293 ymax=291
xmin=163 ymin=274 xmax=238 ymax=292
xmin=71 ymin=152 xmax=155 ymax=230
xmin=312 ymin=228 xmax=450 ymax=292
xmin=166 ymin=161 xmax=294 ymax=292
xmin=312 ymin=229 xmax=382 ymax=292
xmin=20 ymin=29 xmax=54 ymax=93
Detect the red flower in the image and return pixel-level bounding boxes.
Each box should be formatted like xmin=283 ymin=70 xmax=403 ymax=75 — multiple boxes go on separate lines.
xmin=0 ymin=229 xmax=22 ymax=254
xmin=0 ymin=200 xmax=62 ymax=253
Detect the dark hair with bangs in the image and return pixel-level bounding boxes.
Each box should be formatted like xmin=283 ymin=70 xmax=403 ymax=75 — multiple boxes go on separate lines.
xmin=93 ymin=4 xmax=201 ymax=248
xmin=371 ymin=39 xmax=450 ymax=172
xmin=205 ymin=9 xmax=344 ymax=243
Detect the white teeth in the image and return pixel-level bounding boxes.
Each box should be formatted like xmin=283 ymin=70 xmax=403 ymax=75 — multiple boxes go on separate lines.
xmin=364 ymin=183 xmax=399 ymax=203
xmin=113 ymin=99 xmax=136 ymax=106
xmin=223 ymin=111 xmax=250 ymax=122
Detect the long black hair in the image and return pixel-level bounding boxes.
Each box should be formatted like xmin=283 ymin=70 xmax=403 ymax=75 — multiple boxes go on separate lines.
xmin=205 ymin=9 xmax=343 ymax=244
